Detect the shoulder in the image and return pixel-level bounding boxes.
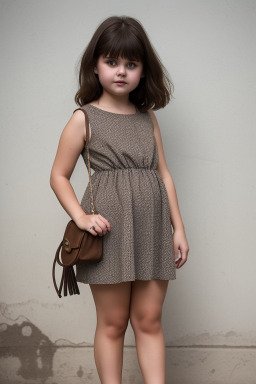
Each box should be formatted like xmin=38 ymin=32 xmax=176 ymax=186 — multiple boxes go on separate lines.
xmin=57 ymin=108 xmax=87 ymax=144
xmin=147 ymin=109 xmax=156 ymax=121
xmin=147 ymin=109 xmax=159 ymax=131
xmin=67 ymin=108 xmax=87 ymax=139
xmin=72 ymin=108 xmax=87 ymax=124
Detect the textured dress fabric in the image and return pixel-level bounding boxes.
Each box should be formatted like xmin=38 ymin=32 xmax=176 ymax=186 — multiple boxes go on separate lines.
xmin=76 ymin=104 xmax=176 ymax=284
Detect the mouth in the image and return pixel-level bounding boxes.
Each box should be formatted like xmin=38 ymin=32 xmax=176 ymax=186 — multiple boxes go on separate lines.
xmin=114 ymin=81 xmax=127 ymax=85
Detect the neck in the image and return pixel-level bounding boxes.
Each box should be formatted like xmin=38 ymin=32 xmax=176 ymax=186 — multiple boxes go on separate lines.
xmin=96 ymin=92 xmax=135 ymax=113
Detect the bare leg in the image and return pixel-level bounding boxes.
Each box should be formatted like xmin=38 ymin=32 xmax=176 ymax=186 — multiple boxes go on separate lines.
xmin=130 ymin=280 xmax=169 ymax=384
xmin=90 ymin=282 xmax=131 ymax=384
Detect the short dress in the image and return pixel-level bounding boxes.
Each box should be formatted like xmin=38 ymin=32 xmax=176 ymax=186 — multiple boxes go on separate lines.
xmin=76 ymin=104 xmax=176 ymax=284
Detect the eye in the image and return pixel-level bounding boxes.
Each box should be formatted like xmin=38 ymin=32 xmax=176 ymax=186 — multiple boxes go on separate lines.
xmin=107 ymin=60 xmax=117 ymax=67
xmin=127 ymin=62 xmax=136 ymax=69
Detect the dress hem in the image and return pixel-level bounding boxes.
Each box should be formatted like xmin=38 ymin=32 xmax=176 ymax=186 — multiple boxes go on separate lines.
xmin=76 ymin=276 xmax=176 ymax=285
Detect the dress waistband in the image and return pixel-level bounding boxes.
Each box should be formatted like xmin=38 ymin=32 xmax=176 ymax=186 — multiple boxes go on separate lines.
xmin=93 ymin=167 xmax=156 ymax=173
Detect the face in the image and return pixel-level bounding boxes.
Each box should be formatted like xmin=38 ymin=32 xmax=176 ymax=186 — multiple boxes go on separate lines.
xmin=94 ymin=55 xmax=144 ymax=98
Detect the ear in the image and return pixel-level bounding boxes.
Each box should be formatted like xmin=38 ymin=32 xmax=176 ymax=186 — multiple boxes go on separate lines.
xmin=94 ymin=66 xmax=98 ymax=74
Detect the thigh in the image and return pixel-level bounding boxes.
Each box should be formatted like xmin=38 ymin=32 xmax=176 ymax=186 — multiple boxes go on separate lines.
xmin=130 ymin=280 xmax=169 ymax=320
xmin=90 ymin=282 xmax=132 ymax=323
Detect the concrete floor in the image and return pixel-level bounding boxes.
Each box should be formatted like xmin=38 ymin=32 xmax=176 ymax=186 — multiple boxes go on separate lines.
xmin=0 ymin=346 xmax=255 ymax=384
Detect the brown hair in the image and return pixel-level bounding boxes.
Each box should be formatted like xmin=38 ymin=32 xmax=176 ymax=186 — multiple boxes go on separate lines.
xmin=75 ymin=16 xmax=173 ymax=112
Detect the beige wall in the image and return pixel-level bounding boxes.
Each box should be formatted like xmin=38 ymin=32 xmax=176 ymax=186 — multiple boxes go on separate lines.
xmin=1 ymin=0 xmax=256 ymax=383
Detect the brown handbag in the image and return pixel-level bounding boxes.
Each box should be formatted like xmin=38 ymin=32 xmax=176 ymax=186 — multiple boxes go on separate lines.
xmin=52 ymin=108 xmax=103 ymax=298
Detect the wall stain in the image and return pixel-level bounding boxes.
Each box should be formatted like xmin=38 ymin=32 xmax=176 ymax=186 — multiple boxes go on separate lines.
xmin=77 ymin=365 xmax=84 ymax=377
xmin=0 ymin=319 xmax=56 ymax=380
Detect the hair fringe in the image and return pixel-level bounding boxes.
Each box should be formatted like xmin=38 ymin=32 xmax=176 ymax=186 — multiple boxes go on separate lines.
xmin=75 ymin=16 xmax=173 ymax=112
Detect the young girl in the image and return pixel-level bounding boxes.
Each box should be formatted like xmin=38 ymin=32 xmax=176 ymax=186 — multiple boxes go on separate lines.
xmin=50 ymin=15 xmax=189 ymax=384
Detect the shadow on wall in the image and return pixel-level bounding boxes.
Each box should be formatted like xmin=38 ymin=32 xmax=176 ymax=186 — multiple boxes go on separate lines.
xmin=0 ymin=319 xmax=56 ymax=380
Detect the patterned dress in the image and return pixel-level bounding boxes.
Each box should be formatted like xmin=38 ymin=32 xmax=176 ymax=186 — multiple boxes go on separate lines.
xmin=75 ymin=104 xmax=176 ymax=284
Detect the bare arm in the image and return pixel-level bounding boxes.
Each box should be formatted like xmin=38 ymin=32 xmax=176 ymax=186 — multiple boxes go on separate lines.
xmin=148 ymin=110 xmax=189 ymax=268
xmin=50 ymin=110 xmax=110 ymax=236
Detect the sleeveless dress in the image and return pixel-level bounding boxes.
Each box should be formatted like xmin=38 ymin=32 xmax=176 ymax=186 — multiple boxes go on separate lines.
xmin=76 ymin=104 xmax=176 ymax=284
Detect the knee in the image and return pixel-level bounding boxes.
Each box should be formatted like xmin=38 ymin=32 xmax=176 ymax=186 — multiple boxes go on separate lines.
xmin=130 ymin=309 xmax=162 ymax=335
xmin=100 ymin=313 xmax=129 ymax=339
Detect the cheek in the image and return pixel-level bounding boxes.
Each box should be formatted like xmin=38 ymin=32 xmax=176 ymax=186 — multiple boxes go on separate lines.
xmin=97 ymin=68 xmax=112 ymax=83
xmin=131 ymin=70 xmax=143 ymax=85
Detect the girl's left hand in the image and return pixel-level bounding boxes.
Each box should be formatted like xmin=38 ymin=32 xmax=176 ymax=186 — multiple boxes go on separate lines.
xmin=173 ymin=228 xmax=189 ymax=269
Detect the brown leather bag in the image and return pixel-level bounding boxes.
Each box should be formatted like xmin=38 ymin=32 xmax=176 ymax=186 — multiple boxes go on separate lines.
xmin=52 ymin=108 xmax=103 ymax=298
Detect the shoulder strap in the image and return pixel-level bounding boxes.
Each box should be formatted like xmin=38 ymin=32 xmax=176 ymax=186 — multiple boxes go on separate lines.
xmin=73 ymin=107 xmax=90 ymax=147
xmin=73 ymin=107 xmax=95 ymax=215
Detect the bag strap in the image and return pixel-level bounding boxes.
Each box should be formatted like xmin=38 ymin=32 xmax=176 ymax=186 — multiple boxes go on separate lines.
xmin=52 ymin=239 xmax=80 ymax=298
xmin=52 ymin=241 xmax=64 ymax=298
xmin=73 ymin=107 xmax=95 ymax=215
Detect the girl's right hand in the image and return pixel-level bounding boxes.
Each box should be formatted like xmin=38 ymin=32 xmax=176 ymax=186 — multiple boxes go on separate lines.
xmin=75 ymin=213 xmax=111 ymax=237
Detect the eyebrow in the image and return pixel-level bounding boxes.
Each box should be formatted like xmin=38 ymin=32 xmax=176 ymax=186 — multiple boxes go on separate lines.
xmin=103 ymin=56 xmax=141 ymax=62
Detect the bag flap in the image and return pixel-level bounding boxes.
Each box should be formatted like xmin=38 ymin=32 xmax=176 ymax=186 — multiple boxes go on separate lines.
xmin=62 ymin=220 xmax=85 ymax=253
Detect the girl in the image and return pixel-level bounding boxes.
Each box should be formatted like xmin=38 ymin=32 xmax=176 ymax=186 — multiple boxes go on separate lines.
xmin=50 ymin=15 xmax=189 ymax=384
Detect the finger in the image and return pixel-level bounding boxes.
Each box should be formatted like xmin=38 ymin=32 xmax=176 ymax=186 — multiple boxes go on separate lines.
xmin=89 ymin=226 xmax=98 ymax=236
xmin=99 ymin=221 xmax=110 ymax=236
xmin=97 ymin=215 xmax=111 ymax=231
xmin=176 ymin=259 xmax=186 ymax=269
xmin=176 ymin=260 xmax=183 ymax=269
xmin=96 ymin=217 xmax=110 ymax=234
xmin=93 ymin=222 xmax=106 ymax=236
xmin=176 ymin=251 xmax=188 ymax=268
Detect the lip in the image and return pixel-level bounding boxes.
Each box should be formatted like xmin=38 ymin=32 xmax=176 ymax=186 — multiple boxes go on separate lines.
xmin=114 ymin=81 xmax=127 ymax=85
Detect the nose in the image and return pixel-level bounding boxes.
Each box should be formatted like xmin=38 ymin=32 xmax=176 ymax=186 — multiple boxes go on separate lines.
xmin=117 ymin=64 xmax=126 ymax=76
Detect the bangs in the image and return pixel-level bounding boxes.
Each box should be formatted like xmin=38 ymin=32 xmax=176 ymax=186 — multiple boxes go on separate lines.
xmin=96 ymin=26 xmax=145 ymax=62
xmin=76 ymin=16 xmax=172 ymax=110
